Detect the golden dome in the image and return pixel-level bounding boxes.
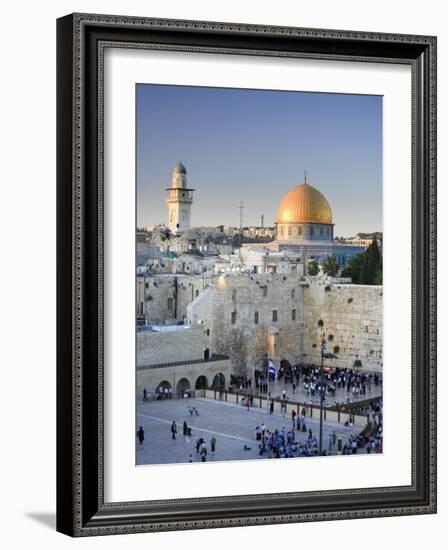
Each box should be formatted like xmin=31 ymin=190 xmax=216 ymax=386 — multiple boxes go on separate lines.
xmin=276 ymin=180 xmax=332 ymax=225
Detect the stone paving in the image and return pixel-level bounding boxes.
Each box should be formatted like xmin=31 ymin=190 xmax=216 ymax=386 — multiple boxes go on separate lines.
xmin=136 ymin=396 xmax=373 ymax=466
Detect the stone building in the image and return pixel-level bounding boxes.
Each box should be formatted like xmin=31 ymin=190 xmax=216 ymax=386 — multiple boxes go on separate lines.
xmin=136 ymin=273 xmax=213 ymax=324
xmin=186 ymin=272 xmax=307 ymax=379
xmin=137 ymin=324 xmax=232 ymax=396
xmin=255 ymin=173 xmax=366 ymax=266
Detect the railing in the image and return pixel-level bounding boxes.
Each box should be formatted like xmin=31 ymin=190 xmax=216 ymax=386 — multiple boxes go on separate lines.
xmin=196 ymin=388 xmax=370 ymax=427
xmin=137 ymin=353 xmax=230 ymax=371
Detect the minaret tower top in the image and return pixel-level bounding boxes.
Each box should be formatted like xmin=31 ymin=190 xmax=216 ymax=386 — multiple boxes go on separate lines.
xmin=165 ymin=162 xmax=195 ymax=234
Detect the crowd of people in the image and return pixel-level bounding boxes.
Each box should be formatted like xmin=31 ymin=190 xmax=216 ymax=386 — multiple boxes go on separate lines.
xmin=255 ymin=422 xmax=331 ymax=458
xmin=237 ymin=365 xmax=383 ymax=411
xmin=253 ymin=406 xmax=383 ymax=459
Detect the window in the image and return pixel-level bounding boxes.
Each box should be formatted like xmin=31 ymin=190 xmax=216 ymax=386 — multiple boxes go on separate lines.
xmin=232 ymin=288 xmax=237 ymax=302
xmin=167 ymin=298 xmax=173 ymax=310
xmin=272 ymin=310 xmax=278 ymax=322
xmin=291 ymin=288 xmax=295 ymax=299
xmin=292 ymin=309 xmax=296 ymax=321
xmin=287 ymin=226 xmax=292 ymax=236
xmin=254 ymin=311 xmax=259 ymax=325
xmin=262 ymin=286 xmax=268 ymax=297
xmin=231 ymin=311 xmax=237 ymax=324
xmin=298 ymin=225 xmax=303 ymax=235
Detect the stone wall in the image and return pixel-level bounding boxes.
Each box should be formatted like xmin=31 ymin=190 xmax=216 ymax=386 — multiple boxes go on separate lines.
xmin=187 ymin=273 xmax=306 ymax=378
xmin=137 ymin=273 xmax=383 ymax=383
xmin=303 ymin=283 xmax=382 ymax=372
xmin=137 ymin=325 xmax=210 ymax=366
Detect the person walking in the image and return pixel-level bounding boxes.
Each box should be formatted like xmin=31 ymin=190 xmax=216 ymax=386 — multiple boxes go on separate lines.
xmin=137 ymin=426 xmax=144 ymax=445
xmin=183 ymin=420 xmax=188 ymax=436
xmin=291 ymin=409 xmax=297 ymax=430
xmin=281 ymin=403 xmax=286 ymax=418
xmin=210 ymin=436 xmax=217 ymax=453
xmin=143 ymin=388 xmax=147 ymax=401
xmin=200 ymin=441 xmax=208 ymax=462
xmin=171 ymin=420 xmax=177 ymax=440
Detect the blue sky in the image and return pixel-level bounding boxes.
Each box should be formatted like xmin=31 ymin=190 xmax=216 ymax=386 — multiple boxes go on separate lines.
xmin=136 ymin=84 xmax=382 ymax=237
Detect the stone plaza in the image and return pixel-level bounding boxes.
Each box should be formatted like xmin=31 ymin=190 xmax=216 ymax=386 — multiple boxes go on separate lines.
xmin=136 ymin=395 xmax=374 ymax=465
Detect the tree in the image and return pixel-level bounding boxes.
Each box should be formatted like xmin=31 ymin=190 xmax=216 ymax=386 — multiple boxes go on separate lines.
xmin=344 ymin=238 xmax=382 ymax=285
xmin=360 ymin=237 xmax=382 ymax=285
xmin=321 ymin=255 xmax=339 ymax=277
xmin=307 ymin=259 xmax=319 ymax=276
xmin=341 ymin=253 xmax=363 ymax=283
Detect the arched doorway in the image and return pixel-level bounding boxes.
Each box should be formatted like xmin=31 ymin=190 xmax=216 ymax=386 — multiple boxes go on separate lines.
xmin=195 ymin=375 xmax=208 ymax=390
xmin=176 ymin=378 xmax=191 ymax=397
xmin=212 ymin=373 xmax=225 ymax=390
xmin=280 ymin=359 xmax=293 ymax=383
xmin=156 ymin=380 xmax=172 ymax=399
xmin=254 ymin=369 xmax=264 ymax=380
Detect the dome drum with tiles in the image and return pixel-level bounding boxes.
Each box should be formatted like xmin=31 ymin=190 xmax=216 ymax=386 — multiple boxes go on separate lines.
xmin=275 ymin=176 xmax=334 ymax=243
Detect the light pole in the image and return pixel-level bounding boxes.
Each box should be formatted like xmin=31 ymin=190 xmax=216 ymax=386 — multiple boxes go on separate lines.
xmin=319 ymin=333 xmax=327 ymax=456
xmin=318 ymin=332 xmax=337 ymax=455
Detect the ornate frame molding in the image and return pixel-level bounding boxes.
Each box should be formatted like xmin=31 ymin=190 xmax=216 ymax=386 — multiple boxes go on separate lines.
xmin=57 ymin=13 xmax=437 ymax=536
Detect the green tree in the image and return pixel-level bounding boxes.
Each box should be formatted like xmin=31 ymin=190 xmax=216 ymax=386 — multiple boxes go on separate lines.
xmin=322 ymin=255 xmax=339 ymax=277
xmin=341 ymin=254 xmax=363 ymax=283
xmin=307 ymin=259 xmax=319 ymax=276
xmin=359 ymin=237 xmax=382 ymax=284
xmin=342 ymin=239 xmax=382 ymax=285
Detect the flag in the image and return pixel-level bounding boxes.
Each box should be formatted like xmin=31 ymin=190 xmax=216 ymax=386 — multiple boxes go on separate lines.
xmin=268 ymin=359 xmax=277 ymax=380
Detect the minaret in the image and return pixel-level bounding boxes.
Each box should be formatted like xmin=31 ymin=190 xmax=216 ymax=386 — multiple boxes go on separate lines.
xmin=165 ymin=162 xmax=195 ymax=234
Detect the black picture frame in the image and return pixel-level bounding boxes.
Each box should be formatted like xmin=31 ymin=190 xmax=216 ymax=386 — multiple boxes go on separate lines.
xmin=57 ymin=13 xmax=437 ymax=536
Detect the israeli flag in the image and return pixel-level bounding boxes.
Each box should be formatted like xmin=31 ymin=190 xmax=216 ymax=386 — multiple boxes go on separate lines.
xmin=268 ymin=359 xmax=277 ymax=380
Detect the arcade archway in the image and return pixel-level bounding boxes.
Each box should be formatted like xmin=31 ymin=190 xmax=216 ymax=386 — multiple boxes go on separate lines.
xmin=156 ymin=380 xmax=172 ymax=399
xmin=212 ymin=372 xmax=225 ymax=390
xmin=195 ymin=375 xmax=208 ymax=390
xmin=176 ymin=378 xmax=191 ymax=396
